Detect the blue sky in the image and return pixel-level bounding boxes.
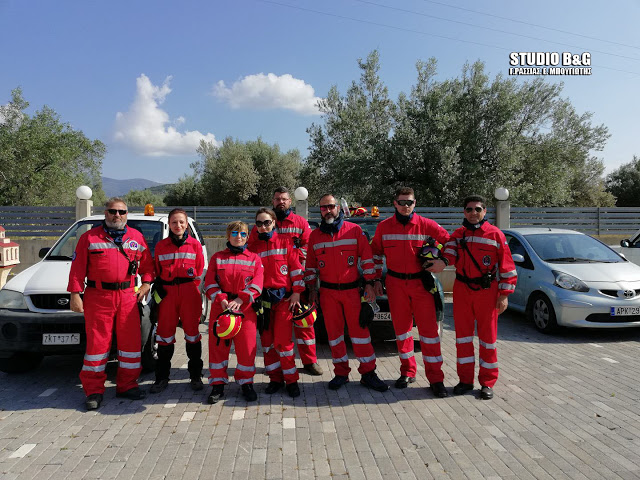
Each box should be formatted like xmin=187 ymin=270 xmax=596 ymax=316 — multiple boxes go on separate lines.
xmin=1 ymin=0 xmax=638 ymax=186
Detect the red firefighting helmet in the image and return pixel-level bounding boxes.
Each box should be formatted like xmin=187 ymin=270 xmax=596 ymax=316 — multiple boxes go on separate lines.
xmin=417 ymin=236 xmax=443 ymax=260
xmin=349 ymin=206 xmax=368 ymax=217
xmin=292 ymin=303 xmax=317 ymax=328
xmin=215 ymin=310 xmax=243 ymax=339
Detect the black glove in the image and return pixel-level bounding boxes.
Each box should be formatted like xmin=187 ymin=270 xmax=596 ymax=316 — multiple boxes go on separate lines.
xmin=359 ymin=300 xmax=374 ymax=329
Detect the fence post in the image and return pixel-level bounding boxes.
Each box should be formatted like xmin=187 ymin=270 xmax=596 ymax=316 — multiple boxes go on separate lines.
xmin=75 ymin=186 xmax=93 ymax=221
xmin=494 ymin=187 xmax=510 ymax=230
xmin=597 ymin=207 xmax=601 ymax=236
xmin=294 ymin=187 xmax=309 ymax=220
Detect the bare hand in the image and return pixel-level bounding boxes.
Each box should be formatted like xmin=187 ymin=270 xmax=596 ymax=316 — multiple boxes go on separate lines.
xmin=496 ymin=295 xmax=508 ymax=314
xmin=70 ymin=293 xmax=84 ymax=313
xmin=137 ymin=283 xmax=151 ymax=302
xmin=288 ymin=292 xmax=301 ymax=312
xmin=425 ymin=259 xmax=446 ymax=274
xmin=363 ymin=284 xmax=375 ymax=303
xmin=373 ymin=281 xmax=384 ymax=297
xmin=221 ymin=299 xmax=229 ymax=310
xmin=227 ymin=298 xmax=244 ymax=312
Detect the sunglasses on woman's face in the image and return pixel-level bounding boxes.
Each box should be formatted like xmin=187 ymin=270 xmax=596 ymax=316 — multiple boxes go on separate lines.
xmin=231 ymin=231 xmax=248 ymax=238
xmin=396 ymin=200 xmax=414 ymax=207
xmin=256 ymin=219 xmax=273 ymax=228
xmin=465 ymin=207 xmax=484 ymax=213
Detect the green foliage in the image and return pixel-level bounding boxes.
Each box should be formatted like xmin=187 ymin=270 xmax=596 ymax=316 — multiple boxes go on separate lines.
xmin=0 ymin=88 xmax=106 ymax=206
xmin=123 ymin=189 xmax=165 ymax=207
xmin=606 ymin=156 xmax=640 ymax=206
xmin=167 ymin=137 xmax=302 ymax=206
xmin=303 ymin=51 xmax=613 ymax=207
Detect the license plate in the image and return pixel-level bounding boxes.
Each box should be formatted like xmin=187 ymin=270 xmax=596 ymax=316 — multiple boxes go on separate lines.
xmin=374 ymin=312 xmax=392 ymax=321
xmin=42 ymin=333 xmax=81 ymax=345
xmin=610 ymin=306 xmax=640 ymax=316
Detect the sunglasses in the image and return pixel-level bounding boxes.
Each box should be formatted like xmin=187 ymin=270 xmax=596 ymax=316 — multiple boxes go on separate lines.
xmin=465 ymin=207 xmax=484 ymax=213
xmin=255 ymin=219 xmax=273 ymax=228
xmin=231 ymin=231 xmax=248 ymax=238
xmin=396 ymin=200 xmax=415 ymax=207
xmin=107 ymin=209 xmax=128 ymax=215
xmin=319 ymin=204 xmax=337 ymax=211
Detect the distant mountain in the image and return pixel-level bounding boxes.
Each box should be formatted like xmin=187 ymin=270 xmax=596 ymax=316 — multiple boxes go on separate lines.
xmin=102 ymin=177 xmax=166 ymax=197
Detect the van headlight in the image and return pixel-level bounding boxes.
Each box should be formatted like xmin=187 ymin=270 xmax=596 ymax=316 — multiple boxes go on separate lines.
xmin=553 ymin=271 xmax=589 ymax=292
xmin=0 ymin=289 xmax=28 ymax=309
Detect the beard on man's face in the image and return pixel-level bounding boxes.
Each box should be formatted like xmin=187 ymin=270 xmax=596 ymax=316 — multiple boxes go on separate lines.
xmin=105 ymin=218 xmax=126 ymax=230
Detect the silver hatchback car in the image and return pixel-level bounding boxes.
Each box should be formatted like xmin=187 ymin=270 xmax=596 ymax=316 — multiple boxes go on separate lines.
xmin=503 ymin=228 xmax=640 ymax=333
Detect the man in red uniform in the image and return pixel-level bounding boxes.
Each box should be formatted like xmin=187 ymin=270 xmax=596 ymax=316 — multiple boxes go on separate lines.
xmin=68 ymin=198 xmax=154 ymax=410
xmin=305 ymin=194 xmax=388 ymax=392
xmin=442 ymin=195 xmax=517 ymax=400
xmin=371 ymin=187 xmax=451 ymax=397
xmin=248 ymin=187 xmax=322 ymax=376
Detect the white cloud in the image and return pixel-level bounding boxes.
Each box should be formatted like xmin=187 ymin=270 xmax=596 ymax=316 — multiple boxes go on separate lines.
xmin=213 ymin=73 xmax=322 ymax=116
xmin=114 ymin=74 xmax=219 ymax=156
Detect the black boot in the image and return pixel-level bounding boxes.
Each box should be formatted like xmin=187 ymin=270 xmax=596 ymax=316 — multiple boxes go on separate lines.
xmin=151 ymin=343 xmax=174 ymax=392
xmin=186 ymin=341 xmax=204 ymax=390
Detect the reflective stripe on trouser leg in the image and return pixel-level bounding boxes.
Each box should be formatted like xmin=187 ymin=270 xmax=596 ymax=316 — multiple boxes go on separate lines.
xmin=453 ymin=280 xmax=477 ymax=385
xmin=272 ymin=302 xmax=299 ymax=384
xmin=232 ymin=308 xmax=258 ymax=385
xmin=114 ymin=289 xmax=143 ymax=393
xmin=208 ymin=305 xmax=231 ymax=385
xmin=79 ymin=288 xmax=116 ymax=395
xmin=342 ymin=289 xmax=376 ymax=375
xmin=294 ymin=318 xmax=317 ymax=364
xmin=476 ymin=281 xmax=500 ymax=388
xmin=260 ymin=311 xmax=283 ymax=383
xmin=320 ymin=288 xmax=350 ymax=377
xmin=385 ymin=276 xmax=418 ymax=377
xmin=411 ymin=278 xmax=444 ymax=383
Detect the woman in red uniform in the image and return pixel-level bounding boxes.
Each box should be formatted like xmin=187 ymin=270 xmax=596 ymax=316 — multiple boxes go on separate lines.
xmin=150 ymin=208 xmax=205 ymax=393
xmin=248 ymin=208 xmax=305 ymax=398
xmin=203 ymin=221 xmax=264 ymax=404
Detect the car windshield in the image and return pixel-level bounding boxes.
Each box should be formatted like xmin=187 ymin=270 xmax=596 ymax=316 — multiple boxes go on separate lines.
xmin=46 ymin=220 xmax=164 ymax=260
xmin=524 ymin=233 xmax=623 ymax=263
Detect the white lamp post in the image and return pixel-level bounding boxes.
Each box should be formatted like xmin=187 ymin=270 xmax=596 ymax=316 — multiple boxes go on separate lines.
xmin=75 ymin=185 xmax=93 ymax=220
xmin=294 ymin=187 xmax=309 ymax=220
xmin=494 ymin=187 xmax=510 ymax=229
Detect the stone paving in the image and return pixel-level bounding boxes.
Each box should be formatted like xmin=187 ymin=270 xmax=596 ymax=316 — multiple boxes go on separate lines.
xmin=1 ymin=303 xmax=640 ymax=479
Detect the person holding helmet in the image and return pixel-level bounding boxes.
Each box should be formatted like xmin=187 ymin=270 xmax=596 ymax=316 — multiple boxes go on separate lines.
xmin=442 ymin=195 xmax=517 ymax=400
xmin=247 ymin=207 xmax=306 ymax=398
xmin=149 ymin=208 xmax=205 ymax=394
xmin=203 ymin=221 xmax=264 ymax=404
xmin=370 ymin=187 xmax=451 ymax=397
xmin=305 ymin=194 xmax=388 ymax=392
xmin=68 ymin=197 xmax=154 ymax=410
xmin=248 ymin=187 xmax=322 ymax=376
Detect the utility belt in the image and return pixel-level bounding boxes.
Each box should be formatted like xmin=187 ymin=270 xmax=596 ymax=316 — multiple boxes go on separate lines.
xmin=456 ymin=273 xmax=496 ymax=289
xmin=320 ymin=280 xmax=360 ymax=291
xmin=387 ymin=269 xmax=424 ymax=280
xmin=157 ymin=277 xmax=195 ymax=286
xmin=86 ymin=279 xmax=132 ymax=290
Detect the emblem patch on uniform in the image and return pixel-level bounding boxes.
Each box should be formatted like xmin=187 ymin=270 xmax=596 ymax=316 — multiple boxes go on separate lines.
xmin=72 ymin=251 xmax=76 ymax=261
xmin=187 ymin=267 xmax=195 ymax=277
xmin=318 ymin=260 xmax=325 ymax=268
xmin=245 ymin=276 xmax=252 ymax=286
xmin=483 ymin=255 xmax=491 ymax=266
xmin=347 ymin=255 xmax=355 ymax=266
xmin=280 ymin=265 xmax=288 ymax=275
xmin=127 ymin=240 xmax=139 ymax=251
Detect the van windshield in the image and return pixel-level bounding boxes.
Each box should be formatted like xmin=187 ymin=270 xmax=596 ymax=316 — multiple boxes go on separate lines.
xmin=46 ymin=220 xmax=164 ymax=260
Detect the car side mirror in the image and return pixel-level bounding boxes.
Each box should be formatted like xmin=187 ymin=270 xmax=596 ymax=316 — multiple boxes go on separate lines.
xmin=39 ymin=247 xmax=50 ymax=259
xmin=512 ymin=253 xmax=525 ymax=264
xmin=620 ymin=239 xmax=631 ymax=248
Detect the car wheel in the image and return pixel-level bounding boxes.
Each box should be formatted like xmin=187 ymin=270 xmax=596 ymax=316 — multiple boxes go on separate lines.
xmin=528 ymin=293 xmax=558 ymax=334
xmin=0 ymin=352 xmax=44 ymax=374
xmin=140 ymin=303 xmax=157 ymax=372
xmin=369 ymin=322 xmax=396 ymax=341
xmin=200 ymin=295 xmax=211 ymax=324
xmin=313 ymin=315 xmax=328 ymax=344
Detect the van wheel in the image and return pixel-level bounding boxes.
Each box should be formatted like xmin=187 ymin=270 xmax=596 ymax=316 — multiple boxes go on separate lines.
xmin=0 ymin=352 xmax=44 ymax=374
xmin=140 ymin=303 xmax=157 ymax=372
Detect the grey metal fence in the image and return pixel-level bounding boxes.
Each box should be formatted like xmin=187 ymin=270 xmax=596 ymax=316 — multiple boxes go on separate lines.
xmin=1 ymin=205 xmax=639 ymax=237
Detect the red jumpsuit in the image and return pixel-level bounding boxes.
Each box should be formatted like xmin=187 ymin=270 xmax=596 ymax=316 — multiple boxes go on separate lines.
xmin=305 ymin=221 xmax=377 ymax=377
xmin=68 ymin=225 xmax=154 ymax=396
xmin=247 ymin=232 xmax=305 ymax=385
xmin=249 ymin=211 xmax=317 ymax=365
xmin=371 ymin=214 xmax=450 ymax=383
xmin=443 ymin=221 xmax=517 ymax=388
xmin=154 ymin=236 xmax=205 ymax=345
xmin=203 ymin=248 xmax=263 ymax=385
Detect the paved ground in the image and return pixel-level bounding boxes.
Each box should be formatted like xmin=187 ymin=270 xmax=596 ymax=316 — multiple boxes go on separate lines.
xmin=1 ymin=303 xmax=640 ymax=480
